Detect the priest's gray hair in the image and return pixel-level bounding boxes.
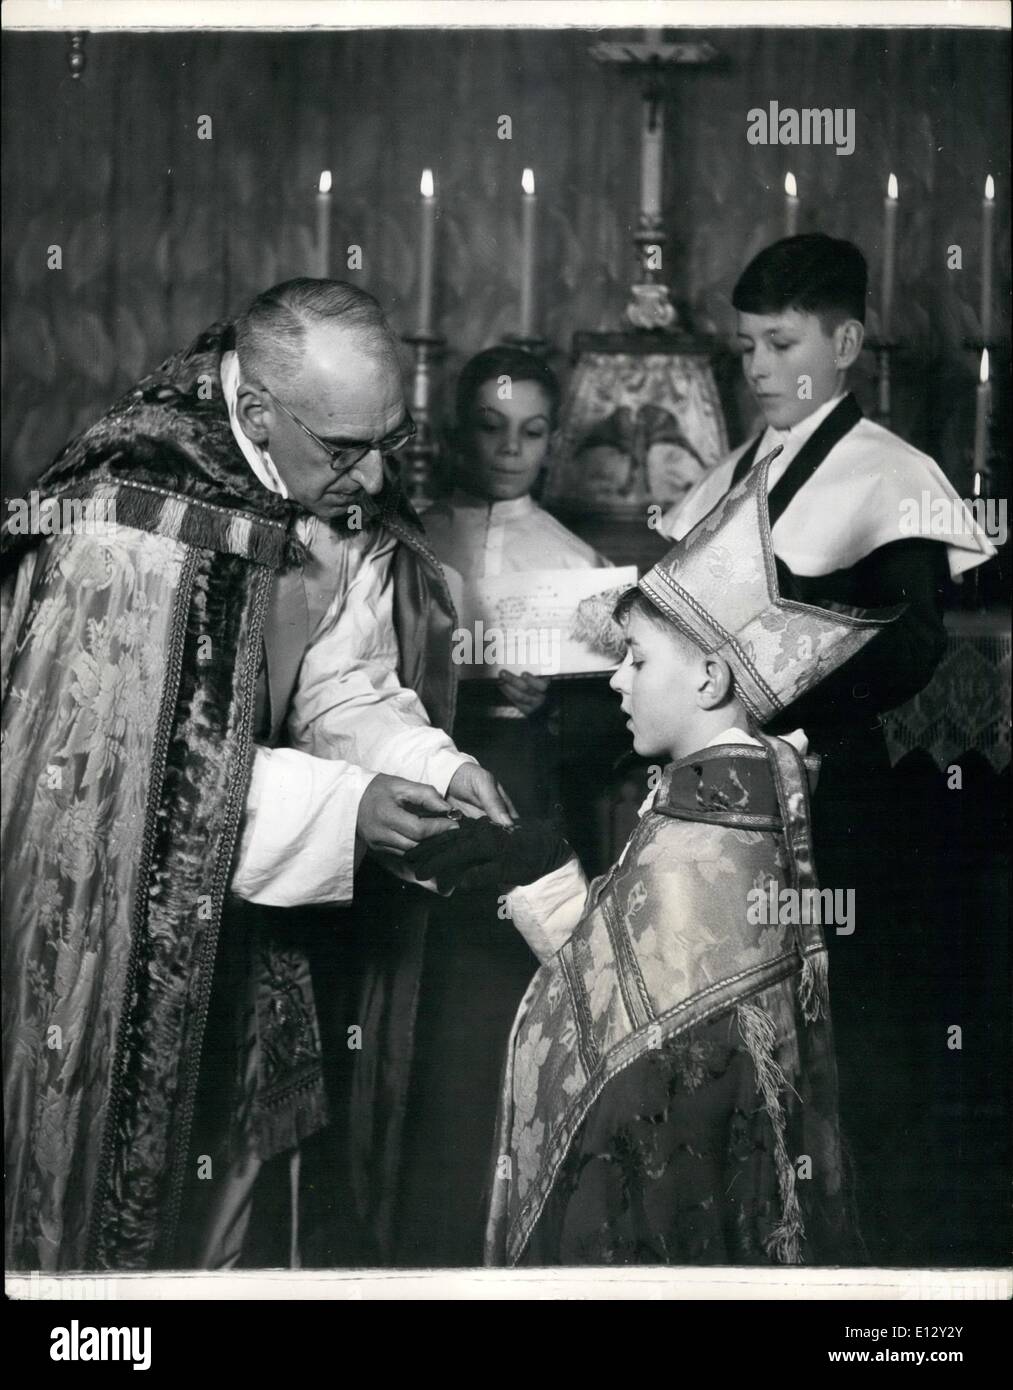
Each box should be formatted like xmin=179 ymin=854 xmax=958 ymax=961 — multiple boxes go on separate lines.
xmin=234 ymin=278 xmax=392 ymax=391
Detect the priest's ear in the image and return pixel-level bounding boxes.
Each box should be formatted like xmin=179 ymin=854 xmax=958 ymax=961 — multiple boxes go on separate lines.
xmin=696 ymin=653 xmax=735 ymax=711
xmin=832 ymin=317 xmax=864 ymax=370
xmin=235 ymin=382 xmax=273 ymax=446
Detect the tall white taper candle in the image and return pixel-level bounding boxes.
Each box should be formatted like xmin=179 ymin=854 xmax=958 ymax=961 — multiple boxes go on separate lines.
xmin=881 ymin=173 xmax=898 ymax=340
xmin=640 ymin=95 xmax=663 ymax=223
xmin=316 ymin=170 xmax=332 ymax=278
xmin=784 ymin=171 xmax=799 ymax=237
xmin=981 ymin=175 xmax=995 ymax=342
xmin=417 ymin=169 xmax=436 ymax=335
xmin=519 ymin=167 xmax=538 ymax=338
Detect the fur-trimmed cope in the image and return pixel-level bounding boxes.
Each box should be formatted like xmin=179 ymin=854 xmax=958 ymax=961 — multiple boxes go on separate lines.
xmin=2 ymin=323 xmax=458 ymax=1270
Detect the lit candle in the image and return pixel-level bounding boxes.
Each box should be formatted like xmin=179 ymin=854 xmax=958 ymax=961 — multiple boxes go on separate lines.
xmin=640 ymin=92 xmax=663 ymax=223
xmin=316 ymin=170 xmax=332 ymax=278
xmin=417 ymin=168 xmax=436 ymax=335
xmin=981 ymin=175 xmax=995 ymax=342
xmin=881 ymin=172 xmax=898 ymax=341
xmin=783 ymin=171 xmax=799 ymax=237
xmin=519 ymin=167 xmax=538 ymax=338
xmin=972 ymin=349 xmax=991 ymax=479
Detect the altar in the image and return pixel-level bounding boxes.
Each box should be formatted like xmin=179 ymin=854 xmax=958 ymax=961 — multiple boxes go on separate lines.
xmin=882 ymin=607 xmax=1011 ymax=774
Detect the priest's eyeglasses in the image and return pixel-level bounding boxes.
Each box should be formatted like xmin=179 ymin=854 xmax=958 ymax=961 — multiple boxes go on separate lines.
xmin=265 ymin=388 xmax=416 ymax=473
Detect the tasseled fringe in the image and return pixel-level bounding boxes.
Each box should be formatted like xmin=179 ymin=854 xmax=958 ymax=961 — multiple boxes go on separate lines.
xmin=101 ymin=480 xmax=168 ymax=533
xmin=737 ymin=999 xmax=805 ymax=1265
xmin=69 ymin=481 xmax=292 ymax=568
xmin=797 ymin=948 xmax=830 ymax=1024
xmin=252 ymin=1076 xmax=330 ymax=1164
xmin=156 ymin=496 xmax=189 ymax=539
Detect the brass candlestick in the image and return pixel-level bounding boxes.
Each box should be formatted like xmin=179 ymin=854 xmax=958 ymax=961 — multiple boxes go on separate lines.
xmin=864 ymin=339 xmax=901 ymax=428
xmin=628 ymin=217 xmax=677 ymax=330
xmin=401 ymin=331 xmax=445 ymax=509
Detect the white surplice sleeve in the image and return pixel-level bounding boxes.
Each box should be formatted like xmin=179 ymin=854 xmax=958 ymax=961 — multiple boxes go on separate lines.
xmin=285 ymin=527 xmax=470 ymax=787
xmin=505 ymin=855 xmax=590 ymax=964
xmin=230 ymin=525 xmax=473 ymax=908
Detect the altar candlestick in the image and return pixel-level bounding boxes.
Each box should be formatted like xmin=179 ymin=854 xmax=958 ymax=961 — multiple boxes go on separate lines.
xmin=640 ymin=91 xmax=663 ymax=222
xmin=316 ymin=170 xmax=332 ymax=278
xmin=519 ymin=167 xmax=538 ymax=338
xmin=783 ymin=171 xmax=799 ymax=237
xmin=981 ymin=175 xmax=995 ymax=342
xmin=972 ymin=349 xmax=991 ymax=479
xmin=416 ymin=169 xmax=436 ymax=335
xmin=881 ymin=173 xmax=898 ymax=340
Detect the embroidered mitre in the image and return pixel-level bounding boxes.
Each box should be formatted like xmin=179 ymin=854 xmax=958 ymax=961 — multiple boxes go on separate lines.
xmin=638 ymin=447 xmax=903 ymax=723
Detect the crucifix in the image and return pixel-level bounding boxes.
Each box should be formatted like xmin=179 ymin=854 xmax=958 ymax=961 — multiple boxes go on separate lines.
xmin=589 ymin=30 xmax=720 ymax=329
xmin=542 ymin=30 xmax=729 ymax=531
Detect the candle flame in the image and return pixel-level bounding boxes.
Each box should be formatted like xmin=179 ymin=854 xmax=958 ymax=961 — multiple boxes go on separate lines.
xmin=979 ymin=349 xmax=990 ymax=384
xmin=887 ymin=173 xmax=898 ymax=201
xmin=420 ymin=168 xmax=435 ymax=198
xmin=318 ymin=170 xmax=332 ymax=194
xmin=973 ymin=471 xmax=982 ymax=497
xmin=985 ymin=174 xmax=995 ymax=201
xmin=522 ymin=167 xmax=535 ymax=196
xmin=784 ymin=171 xmax=797 ymax=198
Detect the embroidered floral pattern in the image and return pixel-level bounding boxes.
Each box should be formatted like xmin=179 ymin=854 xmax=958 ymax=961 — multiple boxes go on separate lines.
xmin=2 ymin=526 xmax=184 ymax=1268
xmin=487 ymin=750 xmax=850 ymax=1268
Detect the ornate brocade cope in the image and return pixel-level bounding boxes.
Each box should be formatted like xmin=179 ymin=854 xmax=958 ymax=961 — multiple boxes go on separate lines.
xmin=2 ymin=324 xmax=457 ymax=1271
xmin=485 ymin=736 xmax=843 ymax=1267
xmin=2 ymin=505 xmax=278 ymax=1271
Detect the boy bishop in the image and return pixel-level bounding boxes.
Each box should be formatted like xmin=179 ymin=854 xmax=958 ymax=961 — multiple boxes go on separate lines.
xmin=410 ymin=451 xmax=900 ymax=1265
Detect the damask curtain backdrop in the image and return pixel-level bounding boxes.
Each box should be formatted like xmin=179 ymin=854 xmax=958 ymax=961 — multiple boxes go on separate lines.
xmin=2 ymin=26 xmax=1009 ymax=498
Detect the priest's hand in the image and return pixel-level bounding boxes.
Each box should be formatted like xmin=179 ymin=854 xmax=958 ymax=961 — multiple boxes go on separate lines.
xmin=497 ymin=669 xmax=551 ymax=717
xmin=446 ymin=763 xmax=517 ymax=826
xmin=356 ymin=774 xmax=462 ymax=855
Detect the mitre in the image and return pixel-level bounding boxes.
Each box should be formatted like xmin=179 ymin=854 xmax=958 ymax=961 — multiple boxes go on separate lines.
xmin=638 ymin=447 xmax=903 ymax=723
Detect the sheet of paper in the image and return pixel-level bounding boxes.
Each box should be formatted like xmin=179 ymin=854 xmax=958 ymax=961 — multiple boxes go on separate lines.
xmin=444 ymin=564 xmax=639 ymax=678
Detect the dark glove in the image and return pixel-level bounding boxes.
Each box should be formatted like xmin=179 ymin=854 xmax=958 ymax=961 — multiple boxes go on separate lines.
xmin=403 ymin=816 xmax=573 ymax=894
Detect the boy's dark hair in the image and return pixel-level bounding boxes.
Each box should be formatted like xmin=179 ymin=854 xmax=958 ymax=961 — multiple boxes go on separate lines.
xmin=613 ymin=585 xmax=672 ymax=633
xmin=613 ymin=587 xmax=705 ymax=659
xmin=455 ymin=346 xmax=561 ymax=428
xmin=732 ymin=233 xmax=867 ymax=328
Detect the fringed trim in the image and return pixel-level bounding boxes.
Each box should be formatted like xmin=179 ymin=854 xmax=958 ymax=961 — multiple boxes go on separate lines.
xmin=6 ymin=479 xmax=292 ymax=569
xmin=737 ymin=999 xmax=805 ymax=1265
xmin=797 ymin=948 xmax=830 ymax=1024
xmin=107 ymin=481 xmax=290 ymax=567
xmin=252 ymin=1071 xmax=330 ymax=1164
